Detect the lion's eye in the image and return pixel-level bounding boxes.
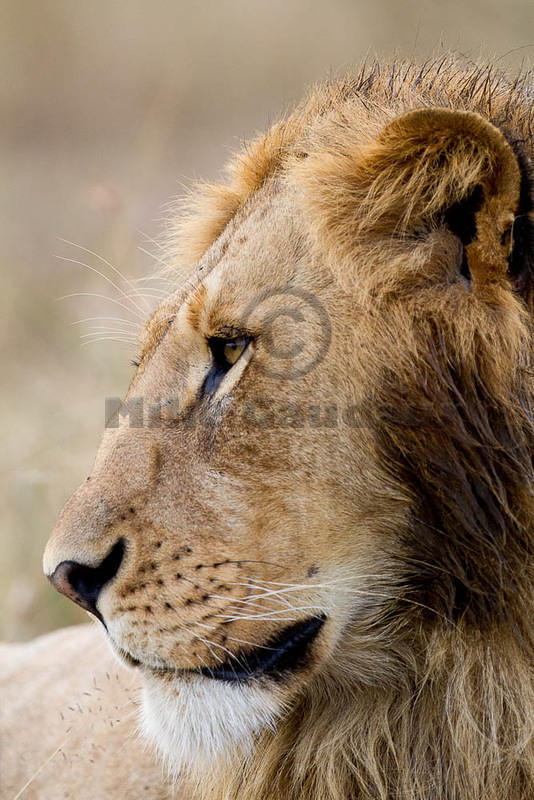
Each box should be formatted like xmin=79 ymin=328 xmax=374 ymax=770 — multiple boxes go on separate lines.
xmin=204 ymin=336 xmax=251 ymax=395
xmin=209 ymin=337 xmax=248 ymax=369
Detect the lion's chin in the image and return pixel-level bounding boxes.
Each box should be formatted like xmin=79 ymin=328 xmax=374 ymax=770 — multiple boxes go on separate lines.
xmin=108 ymin=615 xmax=326 ymax=775
xmin=139 ymin=671 xmax=285 ymax=779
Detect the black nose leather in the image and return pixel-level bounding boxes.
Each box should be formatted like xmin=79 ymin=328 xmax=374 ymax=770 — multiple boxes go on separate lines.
xmin=48 ymin=540 xmax=125 ymax=623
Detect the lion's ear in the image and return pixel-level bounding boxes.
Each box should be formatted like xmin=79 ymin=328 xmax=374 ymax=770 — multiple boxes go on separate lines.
xmin=357 ymin=108 xmax=526 ymax=294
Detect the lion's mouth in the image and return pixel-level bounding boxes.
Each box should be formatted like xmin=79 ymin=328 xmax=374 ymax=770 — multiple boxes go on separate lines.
xmin=117 ymin=615 xmax=326 ymax=682
xmin=198 ymin=615 xmax=326 ymax=682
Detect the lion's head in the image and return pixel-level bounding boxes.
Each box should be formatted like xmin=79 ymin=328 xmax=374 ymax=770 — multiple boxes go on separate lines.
xmin=44 ymin=58 xmax=534 ymax=800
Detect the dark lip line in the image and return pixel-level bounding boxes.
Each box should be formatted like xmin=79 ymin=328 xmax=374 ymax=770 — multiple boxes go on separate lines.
xmin=198 ymin=614 xmax=326 ymax=682
xmin=117 ymin=615 xmax=327 ymax=681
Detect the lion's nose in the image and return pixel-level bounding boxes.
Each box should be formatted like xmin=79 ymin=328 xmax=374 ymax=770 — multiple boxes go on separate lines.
xmin=47 ymin=540 xmax=125 ymax=623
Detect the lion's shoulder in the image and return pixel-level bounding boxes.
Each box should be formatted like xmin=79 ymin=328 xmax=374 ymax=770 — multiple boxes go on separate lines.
xmin=0 ymin=625 xmax=187 ymax=799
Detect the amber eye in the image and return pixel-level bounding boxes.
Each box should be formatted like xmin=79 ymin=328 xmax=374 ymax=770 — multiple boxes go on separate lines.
xmin=204 ymin=336 xmax=250 ymax=395
xmin=222 ymin=338 xmax=247 ymax=366
xmin=209 ymin=336 xmax=248 ymax=368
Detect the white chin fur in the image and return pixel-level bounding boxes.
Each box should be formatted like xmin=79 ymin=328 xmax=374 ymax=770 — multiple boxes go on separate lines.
xmin=140 ymin=673 xmax=283 ymax=780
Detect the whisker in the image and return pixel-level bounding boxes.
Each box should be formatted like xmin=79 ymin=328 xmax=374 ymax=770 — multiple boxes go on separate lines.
xmin=338 ymin=589 xmax=459 ymax=627
xmin=216 ymin=615 xmax=301 ymax=624
xmin=80 ymin=325 xmax=138 ymax=334
xmin=134 ymin=273 xmax=176 ymax=286
xmin=81 ymin=336 xmax=136 ymax=348
xmin=235 ymin=592 xmax=295 ymax=610
xmin=228 ymin=586 xmax=300 ymax=607
xmin=71 ymin=316 xmax=140 ymax=329
xmin=80 ymin=332 xmax=137 ymax=340
xmin=137 ymin=229 xmax=165 ymax=252
xmin=55 ymin=254 xmax=149 ymax=317
xmin=194 ymin=635 xmax=224 ymax=665
xmin=225 ymin=581 xmax=327 ymax=598
xmin=124 ymin=289 xmax=169 ymax=300
xmin=80 ymin=328 xmax=138 ymax=338
xmin=138 ymin=245 xmax=172 ymax=270
xmin=233 ymin=574 xmax=393 ymax=590
xmin=57 ymin=292 xmax=146 ymax=322
xmin=216 ymin=559 xmax=284 ymax=569
xmin=208 ymin=594 xmax=291 ymax=613
xmin=215 ymin=605 xmax=324 ymax=622
xmin=58 ymin=237 xmax=152 ymax=313
xmin=232 ymin=581 xmax=456 ymax=629
xmin=193 ymin=635 xmax=252 ymax=678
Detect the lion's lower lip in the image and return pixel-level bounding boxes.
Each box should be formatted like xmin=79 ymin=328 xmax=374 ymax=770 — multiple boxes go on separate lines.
xmin=115 ymin=615 xmax=326 ymax=681
xmin=198 ymin=615 xmax=326 ymax=682
xmin=115 ymin=647 xmax=142 ymax=668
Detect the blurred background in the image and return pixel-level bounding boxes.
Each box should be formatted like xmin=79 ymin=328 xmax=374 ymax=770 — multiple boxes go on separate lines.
xmin=1 ymin=0 xmax=532 ymax=641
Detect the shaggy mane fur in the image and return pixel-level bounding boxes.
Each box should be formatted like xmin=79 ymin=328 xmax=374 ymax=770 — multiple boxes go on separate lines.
xmin=169 ymin=55 xmax=534 ymax=279
xmin=165 ymin=56 xmax=534 ymax=800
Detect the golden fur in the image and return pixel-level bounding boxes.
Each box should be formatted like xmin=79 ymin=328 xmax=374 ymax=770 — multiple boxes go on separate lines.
xmin=4 ymin=55 xmax=534 ymax=799
xmin=0 ymin=625 xmax=183 ymax=799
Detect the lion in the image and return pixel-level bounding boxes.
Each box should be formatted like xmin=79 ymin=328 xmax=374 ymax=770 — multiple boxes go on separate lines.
xmin=2 ymin=55 xmax=534 ymax=800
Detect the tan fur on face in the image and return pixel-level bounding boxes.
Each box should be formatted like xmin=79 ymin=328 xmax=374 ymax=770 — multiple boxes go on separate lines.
xmin=30 ymin=55 xmax=534 ymax=800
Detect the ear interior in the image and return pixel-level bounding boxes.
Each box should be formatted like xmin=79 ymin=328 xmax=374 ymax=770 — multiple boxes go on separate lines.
xmin=444 ymin=184 xmax=485 ymax=281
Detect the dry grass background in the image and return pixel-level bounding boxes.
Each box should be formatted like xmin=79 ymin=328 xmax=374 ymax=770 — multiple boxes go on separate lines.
xmin=1 ymin=0 xmax=532 ymax=641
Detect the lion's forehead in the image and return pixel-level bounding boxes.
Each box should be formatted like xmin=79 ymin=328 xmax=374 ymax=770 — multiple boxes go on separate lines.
xmin=138 ymin=186 xmax=309 ymax=368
